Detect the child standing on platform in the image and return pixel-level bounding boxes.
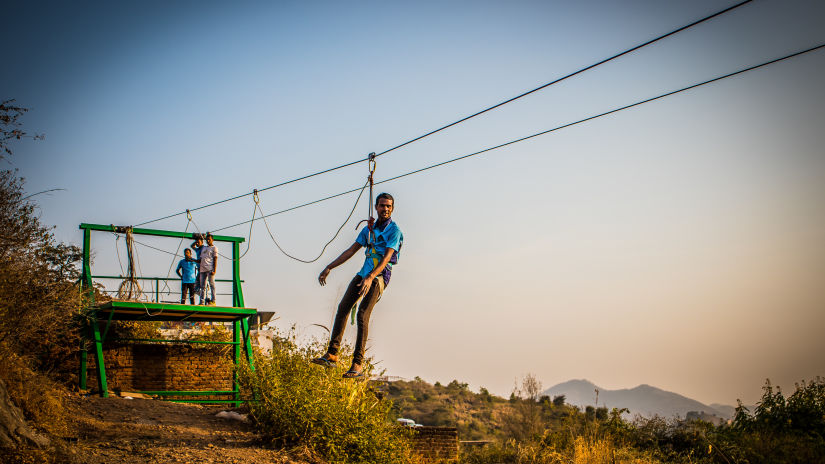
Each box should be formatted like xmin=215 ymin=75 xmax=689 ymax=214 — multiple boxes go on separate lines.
xmin=175 ymin=248 xmax=199 ymax=305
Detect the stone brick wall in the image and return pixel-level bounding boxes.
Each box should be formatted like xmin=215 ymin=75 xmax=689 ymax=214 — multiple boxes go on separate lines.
xmin=85 ymin=343 xmax=233 ymax=399
xmin=410 ymin=426 xmax=459 ymax=463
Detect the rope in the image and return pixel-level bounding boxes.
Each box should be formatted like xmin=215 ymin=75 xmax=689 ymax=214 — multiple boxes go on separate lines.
xmin=257 ymin=179 xmax=369 ymax=263
xmin=113 ymin=233 xmax=126 ymax=276
xmin=128 ymin=203 xmax=254 ymax=262
xmin=357 ymin=153 xmax=377 ymax=245
xmin=212 ymin=187 xmax=364 ymax=232
xmin=159 ymin=212 xmax=192 ymax=296
xmin=116 ymin=227 xmax=144 ymax=301
xmin=186 ymin=202 xmax=257 ymax=262
xmin=132 ymin=0 xmax=753 ymax=228
xmin=215 ymin=195 xmax=258 ymax=262
xmin=209 ymin=41 xmax=825 ymax=231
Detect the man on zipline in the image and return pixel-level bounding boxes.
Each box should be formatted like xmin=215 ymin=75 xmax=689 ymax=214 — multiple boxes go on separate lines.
xmin=312 ymin=193 xmax=403 ymax=378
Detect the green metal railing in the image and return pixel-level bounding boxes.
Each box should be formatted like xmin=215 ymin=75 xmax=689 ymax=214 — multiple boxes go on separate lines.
xmin=91 ymin=275 xmax=241 ymax=303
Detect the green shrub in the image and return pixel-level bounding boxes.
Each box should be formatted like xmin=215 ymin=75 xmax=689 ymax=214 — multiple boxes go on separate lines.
xmin=237 ymin=330 xmax=417 ymax=464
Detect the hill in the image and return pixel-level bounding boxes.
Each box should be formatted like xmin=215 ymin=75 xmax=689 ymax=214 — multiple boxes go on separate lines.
xmin=386 ymin=378 xmax=508 ymax=440
xmin=543 ymin=379 xmax=732 ymax=420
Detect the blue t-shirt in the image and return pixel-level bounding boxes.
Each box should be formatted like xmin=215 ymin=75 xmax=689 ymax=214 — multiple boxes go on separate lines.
xmin=355 ymin=219 xmax=403 ymax=285
xmin=176 ymin=259 xmax=199 ymax=284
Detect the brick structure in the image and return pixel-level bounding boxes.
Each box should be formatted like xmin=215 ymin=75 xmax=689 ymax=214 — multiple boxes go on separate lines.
xmin=85 ymin=343 xmax=233 ymax=400
xmin=410 ymin=426 xmax=459 ymax=463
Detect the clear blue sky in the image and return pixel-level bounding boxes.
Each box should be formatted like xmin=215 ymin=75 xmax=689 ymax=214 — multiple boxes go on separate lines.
xmin=4 ymin=0 xmax=824 ymax=406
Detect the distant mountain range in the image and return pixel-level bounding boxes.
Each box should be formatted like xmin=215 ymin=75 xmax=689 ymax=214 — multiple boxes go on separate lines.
xmin=542 ymin=379 xmax=735 ymax=421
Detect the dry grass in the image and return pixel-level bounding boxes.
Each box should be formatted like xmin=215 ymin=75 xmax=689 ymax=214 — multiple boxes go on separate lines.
xmin=0 ymin=351 xmax=72 ymax=439
xmin=572 ymin=437 xmax=660 ymax=464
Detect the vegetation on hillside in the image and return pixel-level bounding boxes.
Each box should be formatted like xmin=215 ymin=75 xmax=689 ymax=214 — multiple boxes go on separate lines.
xmin=387 ymin=373 xmax=825 ymax=464
xmin=387 ymin=376 xmax=506 ymax=440
xmin=237 ymin=331 xmax=417 ymax=464
xmin=0 ymin=101 xmax=84 ymax=462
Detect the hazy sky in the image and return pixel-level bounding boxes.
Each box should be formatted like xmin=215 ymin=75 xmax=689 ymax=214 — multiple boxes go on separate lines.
xmin=4 ymin=0 xmax=824 ymax=406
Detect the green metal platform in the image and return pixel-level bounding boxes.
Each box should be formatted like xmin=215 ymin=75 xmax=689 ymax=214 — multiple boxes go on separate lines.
xmin=93 ymin=300 xmax=257 ymax=322
xmin=78 ymin=223 xmax=257 ymax=406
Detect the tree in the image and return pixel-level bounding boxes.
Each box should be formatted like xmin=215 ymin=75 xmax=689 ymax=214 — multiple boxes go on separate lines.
xmin=501 ymin=373 xmax=545 ymax=441
xmin=0 ymin=99 xmax=43 ymax=159
xmin=0 ymin=102 xmax=80 ymax=453
xmin=479 ymin=387 xmax=493 ymax=404
xmin=0 ymin=170 xmax=82 ymax=368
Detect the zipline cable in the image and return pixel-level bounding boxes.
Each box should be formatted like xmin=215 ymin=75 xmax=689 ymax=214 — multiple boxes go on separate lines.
xmin=211 ymin=42 xmax=825 ymax=232
xmin=212 ymin=186 xmax=365 ymax=233
xmin=134 ymin=158 xmax=365 ymax=227
xmin=139 ymin=180 xmax=370 ymax=261
xmin=372 ymin=0 xmax=754 ymax=161
xmin=130 ymin=204 xmax=256 ymax=262
xmin=133 ymin=0 xmax=753 ymax=228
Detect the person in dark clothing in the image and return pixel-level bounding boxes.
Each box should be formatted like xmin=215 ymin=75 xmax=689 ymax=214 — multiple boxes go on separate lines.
xmin=312 ymin=193 xmax=403 ymax=378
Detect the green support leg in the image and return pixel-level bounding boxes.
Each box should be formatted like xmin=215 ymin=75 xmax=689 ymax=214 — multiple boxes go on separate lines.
xmin=91 ymin=316 xmax=109 ymax=397
xmin=80 ymin=226 xmax=94 ymax=393
xmin=233 ymin=319 xmax=241 ymax=407
xmin=241 ymin=317 xmax=254 ymax=369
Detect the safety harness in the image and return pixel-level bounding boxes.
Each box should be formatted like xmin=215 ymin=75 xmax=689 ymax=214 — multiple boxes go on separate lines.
xmin=350 ymin=153 xmax=391 ymax=324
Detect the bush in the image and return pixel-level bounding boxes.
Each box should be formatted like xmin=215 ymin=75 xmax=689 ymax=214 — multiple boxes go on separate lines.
xmin=716 ymin=377 xmax=825 ymax=463
xmin=0 ymin=172 xmax=83 ymax=382
xmin=237 ymin=329 xmax=417 ymax=464
xmin=0 ymin=122 xmax=82 ymax=461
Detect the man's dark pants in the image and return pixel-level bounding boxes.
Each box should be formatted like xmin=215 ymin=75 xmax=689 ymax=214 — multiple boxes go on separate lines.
xmin=181 ymin=283 xmax=196 ymax=304
xmin=327 ymin=275 xmax=383 ymax=365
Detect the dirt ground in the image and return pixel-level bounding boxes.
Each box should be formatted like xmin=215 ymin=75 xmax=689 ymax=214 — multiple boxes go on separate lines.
xmin=60 ymin=395 xmax=311 ymax=464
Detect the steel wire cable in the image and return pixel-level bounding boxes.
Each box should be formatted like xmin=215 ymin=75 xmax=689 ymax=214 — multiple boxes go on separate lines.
xmin=210 ymin=42 xmax=825 ymax=232
xmin=132 ymin=239 xmax=181 ymax=257
xmin=133 ymin=0 xmax=753 ymax=228
xmin=190 ymin=201 xmax=257 ymax=262
xmin=132 ymin=180 xmax=370 ymax=263
xmin=371 ymin=0 xmax=754 ymax=161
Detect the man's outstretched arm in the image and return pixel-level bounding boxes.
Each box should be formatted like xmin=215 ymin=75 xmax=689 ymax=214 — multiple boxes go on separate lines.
xmin=318 ymin=242 xmax=361 ymax=286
